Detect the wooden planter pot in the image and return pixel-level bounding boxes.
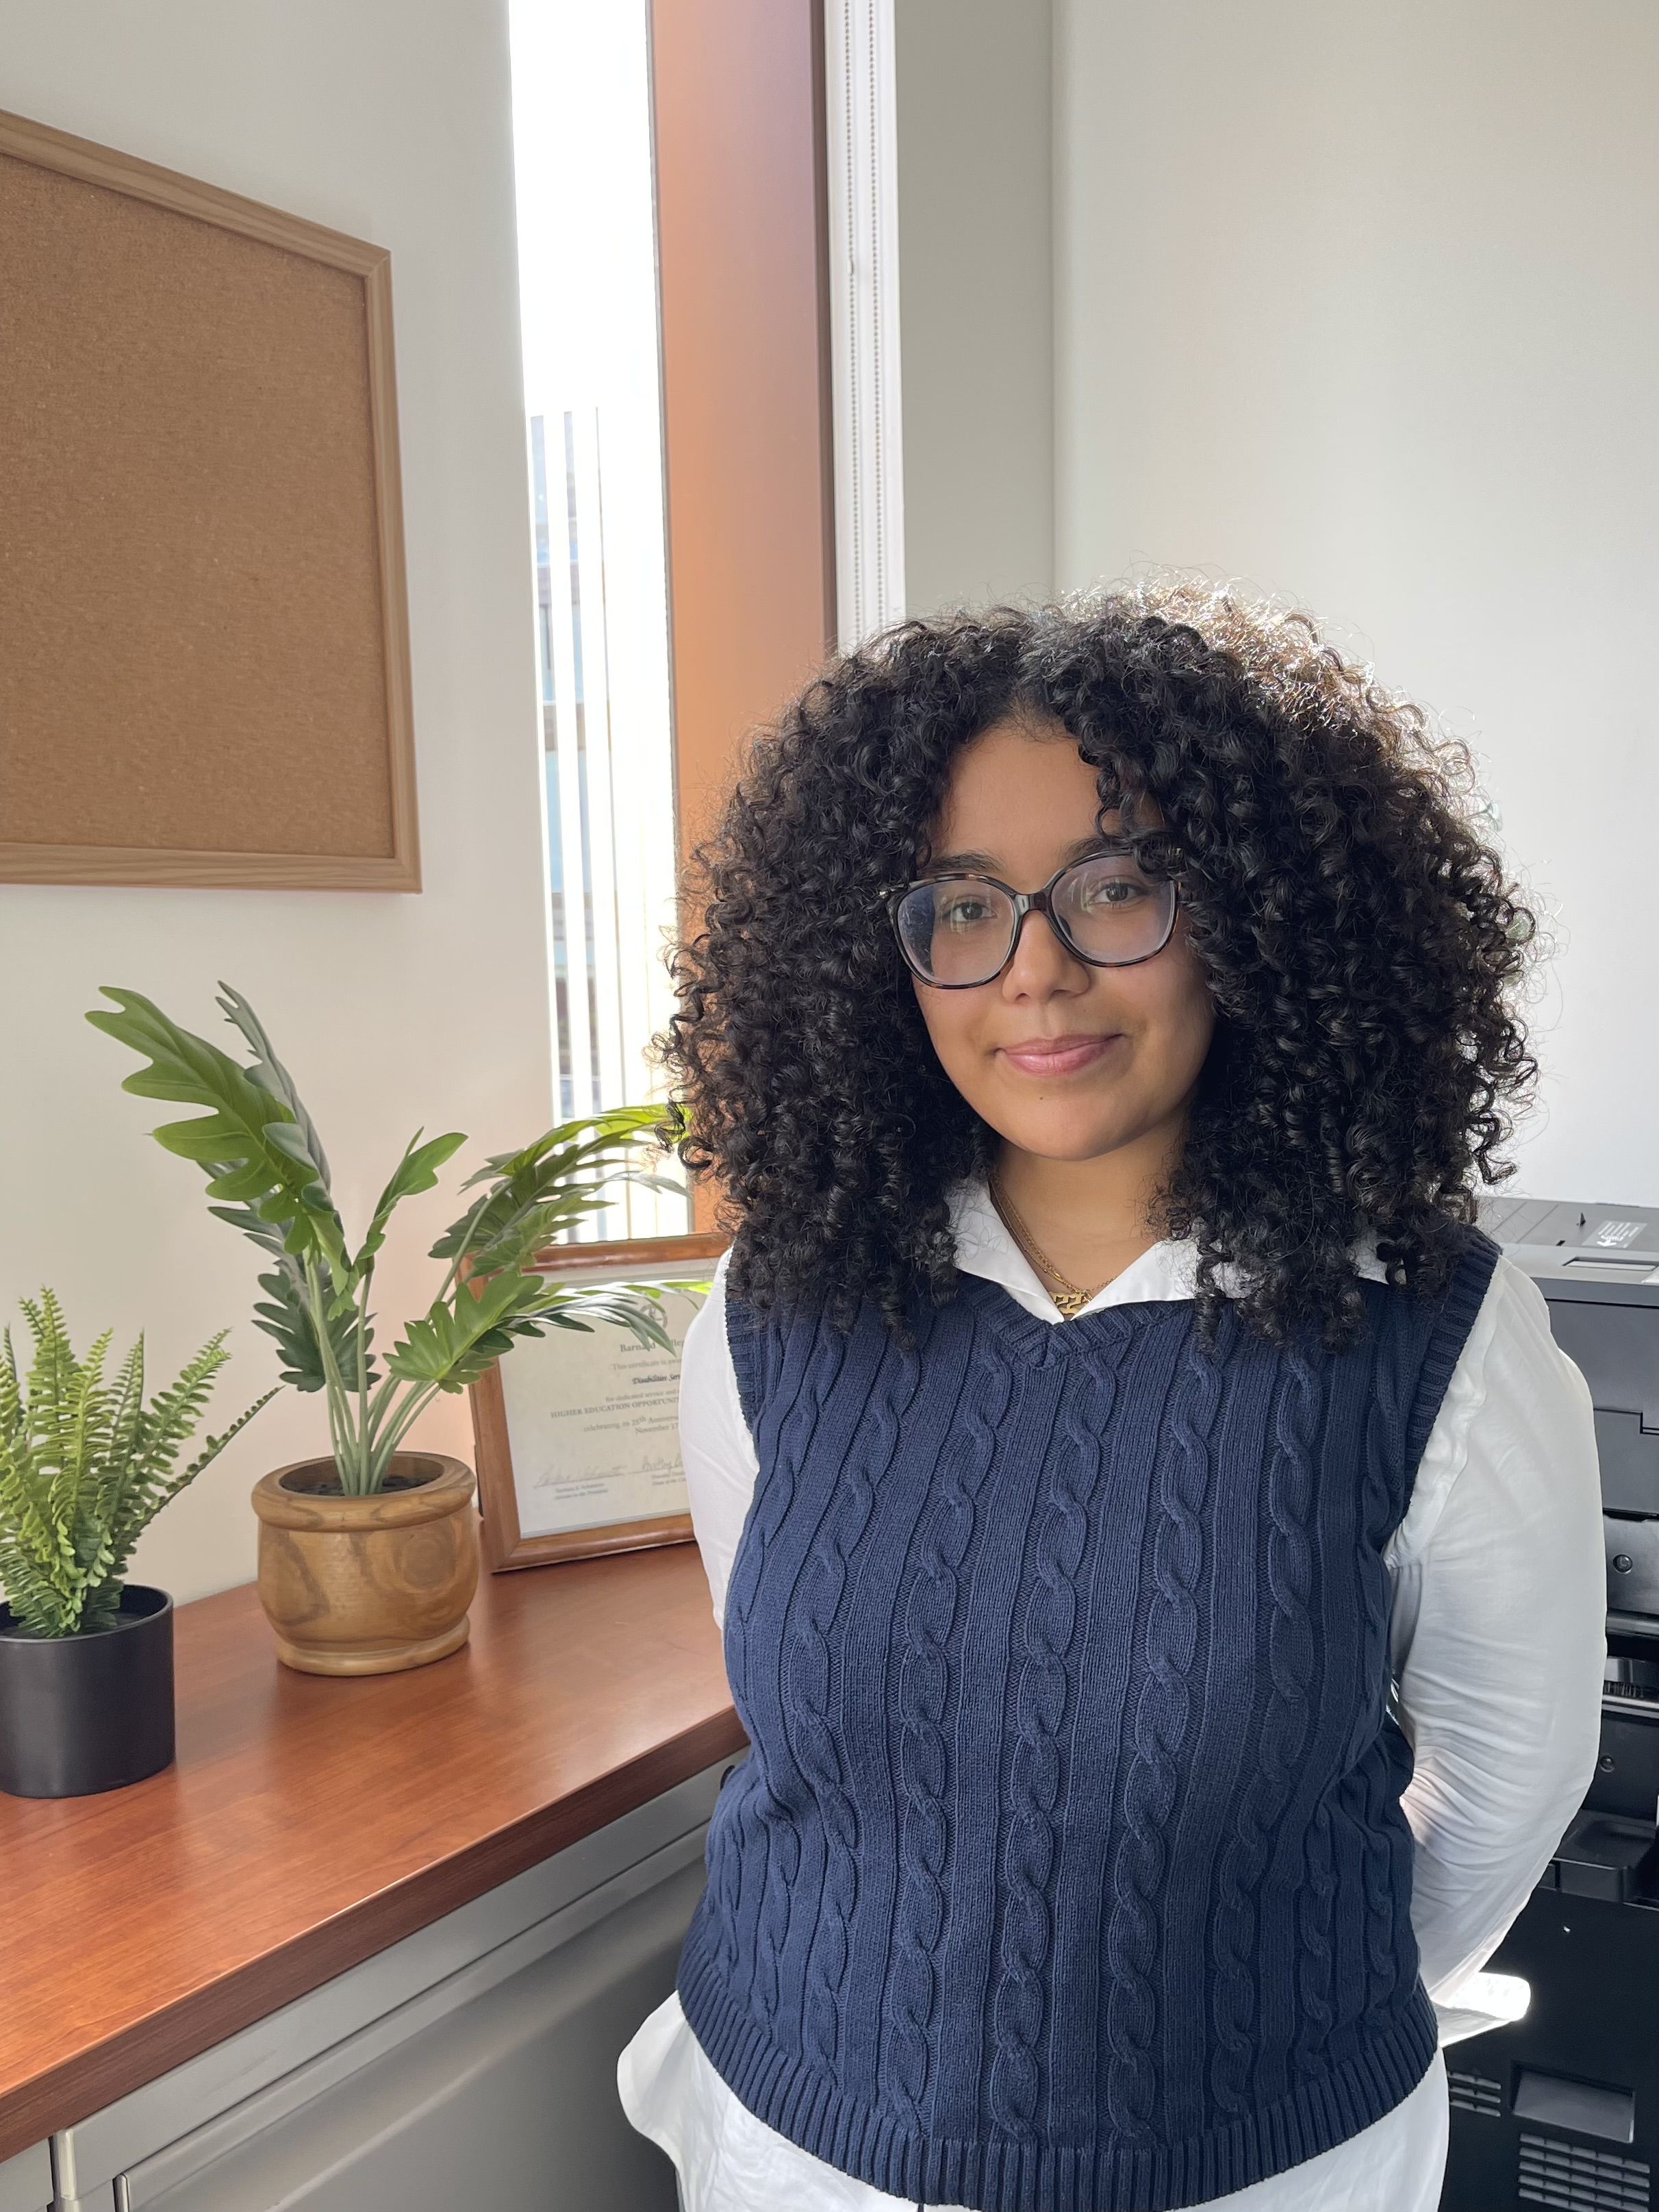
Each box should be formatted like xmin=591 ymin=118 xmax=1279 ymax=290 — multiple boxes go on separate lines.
xmin=251 ymin=1453 xmax=480 ymax=1676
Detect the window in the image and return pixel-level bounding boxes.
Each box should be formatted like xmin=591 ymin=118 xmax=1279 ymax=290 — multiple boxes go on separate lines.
xmin=509 ymin=0 xmax=685 ymax=1239
xmin=511 ymin=1 xmax=838 ymax=1242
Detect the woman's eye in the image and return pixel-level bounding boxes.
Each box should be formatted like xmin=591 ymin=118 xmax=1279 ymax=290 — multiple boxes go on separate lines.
xmin=1081 ymin=876 xmax=1146 ymax=907
xmin=941 ymin=897 xmax=991 ymax=928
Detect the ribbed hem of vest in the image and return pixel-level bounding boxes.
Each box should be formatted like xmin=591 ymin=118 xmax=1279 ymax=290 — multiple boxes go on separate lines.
xmin=676 ymin=1927 xmax=1440 ymax=2212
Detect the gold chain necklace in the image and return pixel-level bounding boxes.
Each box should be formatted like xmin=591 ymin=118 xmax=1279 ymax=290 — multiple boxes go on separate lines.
xmin=987 ymin=1167 xmax=1106 ymax=1319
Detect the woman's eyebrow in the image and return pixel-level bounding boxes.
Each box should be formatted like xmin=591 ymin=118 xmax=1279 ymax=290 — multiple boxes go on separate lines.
xmin=926 ymin=833 xmax=1125 ymax=873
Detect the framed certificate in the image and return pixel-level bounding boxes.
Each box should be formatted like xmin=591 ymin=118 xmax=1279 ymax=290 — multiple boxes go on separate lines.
xmin=468 ymin=1233 xmax=727 ymax=1572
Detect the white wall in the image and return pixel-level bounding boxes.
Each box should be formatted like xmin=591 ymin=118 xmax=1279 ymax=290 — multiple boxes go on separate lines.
xmin=1052 ymin=0 xmax=1659 ymax=1205
xmin=1 ymin=0 xmax=555 ymax=1603
xmin=895 ymin=0 xmax=1054 ymax=614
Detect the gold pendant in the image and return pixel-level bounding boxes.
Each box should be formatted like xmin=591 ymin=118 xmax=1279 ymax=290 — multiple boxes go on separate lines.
xmin=1051 ymin=1289 xmax=1092 ymax=1318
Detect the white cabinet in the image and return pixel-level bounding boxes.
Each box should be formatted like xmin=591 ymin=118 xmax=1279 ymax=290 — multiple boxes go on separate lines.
xmin=48 ymin=1757 xmax=739 ymax=2212
xmin=0 ymin=2141 xmax=50 ymax=2212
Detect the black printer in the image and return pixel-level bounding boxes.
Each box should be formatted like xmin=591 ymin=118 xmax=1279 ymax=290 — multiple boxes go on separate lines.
xmin=1439 ymin=1196 xmax=1658 ymax=2211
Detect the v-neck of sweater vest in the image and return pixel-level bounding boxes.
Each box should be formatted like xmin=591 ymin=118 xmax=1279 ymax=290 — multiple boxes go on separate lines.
xmin=946 ymin=1265 xmax=1192 ymax=1368
xmin=944 ymin=1248 xmax=1491 ymax=1487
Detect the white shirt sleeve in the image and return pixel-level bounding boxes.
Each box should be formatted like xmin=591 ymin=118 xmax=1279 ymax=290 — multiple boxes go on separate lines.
xmin=1384 ymin=1252 xmax=1608 ymax=2045
xmin=676 ymin=1245 xmax=759 ymax=1633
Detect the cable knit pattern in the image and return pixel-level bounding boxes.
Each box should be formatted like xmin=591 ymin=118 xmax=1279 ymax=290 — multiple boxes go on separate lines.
xmin=1104 ymin=1316 xmax=1226 ymax=2139
xmin=796 ymin=1325 xmax=926 ymax=2071
xmin=714 ymin=1303 xmax=852 ymax=1990
xmin=676 ymin=1224 xmax=1501 ymax=2212
xmin=989 ymin=1326 xmax=1122 ymax=2138
xmin=1332 ymin=1324 xmax=1414 ymax=2034
xmin=1286 ymin=1350 xmax=1340 ymax=2089
xmin=885 ymin=1334 xmax=1016 ymax=2128
xmin=1206 ymin=1334 xmax=1320 ymax=2119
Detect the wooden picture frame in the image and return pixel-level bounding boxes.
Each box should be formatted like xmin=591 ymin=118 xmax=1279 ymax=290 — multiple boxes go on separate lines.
xmin=0 ymin=108 xmax=420 ymax=890
xmin=469 ymin=1232 xmax=729 ymax=1573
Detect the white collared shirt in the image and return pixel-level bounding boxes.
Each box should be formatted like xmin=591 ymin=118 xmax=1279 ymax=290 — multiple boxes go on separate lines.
xmin=619 ymin=1178 xmax=1607 ymax=2212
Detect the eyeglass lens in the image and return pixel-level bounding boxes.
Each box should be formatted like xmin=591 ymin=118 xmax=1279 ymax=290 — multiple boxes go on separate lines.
xmin=895 ymin=853 xmax=1174 ymax=985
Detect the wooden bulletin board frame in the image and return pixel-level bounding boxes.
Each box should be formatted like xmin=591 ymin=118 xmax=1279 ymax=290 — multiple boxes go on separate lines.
xmin=0 ymin=108 xmax=420 ymax=890
xmin=469 ymin=1232 xmax=729 ymax=1574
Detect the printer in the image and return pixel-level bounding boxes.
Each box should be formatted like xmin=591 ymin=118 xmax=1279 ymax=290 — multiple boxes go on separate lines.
xmin=1440 ymin=1196 xmax=1658 ymax=2212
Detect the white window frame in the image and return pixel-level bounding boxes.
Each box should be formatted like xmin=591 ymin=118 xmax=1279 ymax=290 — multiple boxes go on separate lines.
xmin=825 ymin=0 xmax=907 ymax=650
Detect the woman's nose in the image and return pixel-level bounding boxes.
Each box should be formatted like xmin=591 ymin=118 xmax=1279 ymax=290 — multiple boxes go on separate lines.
xmin=1000 ymin=901 xmax=1087 ymax=994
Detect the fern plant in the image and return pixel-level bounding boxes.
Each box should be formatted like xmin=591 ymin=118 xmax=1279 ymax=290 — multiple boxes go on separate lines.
xmin=0 ymin=1291 xmax=275 ymax=1637
xmin=88 ymin=983 xmax=697 ymax=1496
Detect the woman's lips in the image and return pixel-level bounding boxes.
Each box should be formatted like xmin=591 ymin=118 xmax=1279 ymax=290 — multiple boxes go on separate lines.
xmin=998 ymin=1033 xmax=1124 ymax=1074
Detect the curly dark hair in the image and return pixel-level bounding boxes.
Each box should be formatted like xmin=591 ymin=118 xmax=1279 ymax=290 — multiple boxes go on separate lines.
xmin=650 ymin=577 xmax=1543 ymax=1356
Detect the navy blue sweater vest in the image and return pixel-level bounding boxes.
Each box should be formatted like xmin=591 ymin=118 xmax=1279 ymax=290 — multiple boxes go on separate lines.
xmin=676 ymin=1223 xmax=1501 ymax=2212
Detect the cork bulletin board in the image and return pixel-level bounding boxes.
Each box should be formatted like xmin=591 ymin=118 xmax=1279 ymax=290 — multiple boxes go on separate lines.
xmin=0 ymin=109 xmax=420 ymax=890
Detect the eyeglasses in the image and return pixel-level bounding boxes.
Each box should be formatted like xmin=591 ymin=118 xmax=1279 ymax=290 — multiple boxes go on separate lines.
xmin=883 ymin=840 xmax=1180 ymax=988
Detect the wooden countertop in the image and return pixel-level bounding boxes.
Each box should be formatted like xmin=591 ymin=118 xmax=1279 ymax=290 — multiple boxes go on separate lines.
xmin=0 ymin=1533 xmax=745 ymax=2164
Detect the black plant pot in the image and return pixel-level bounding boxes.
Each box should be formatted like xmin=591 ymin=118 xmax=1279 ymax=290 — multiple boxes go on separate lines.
xmin=0 ymin=1584 xmax=175 ymax=1798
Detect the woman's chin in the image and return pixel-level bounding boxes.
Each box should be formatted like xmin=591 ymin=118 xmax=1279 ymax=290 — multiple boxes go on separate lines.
xmin=986 ymin=1103 xmax=1138 ymax=1164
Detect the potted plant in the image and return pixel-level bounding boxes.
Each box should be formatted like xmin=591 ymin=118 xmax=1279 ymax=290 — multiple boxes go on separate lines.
xmin=88 ymin=983 xmax=691 ymax=1677
xmin=0 ymin=1290 xmax=273 ymax=1796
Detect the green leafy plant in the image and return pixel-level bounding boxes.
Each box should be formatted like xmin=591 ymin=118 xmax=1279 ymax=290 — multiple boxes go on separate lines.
xmin=0 ymin=1290 xmax=275 ymax=1637
xmin=88 ymin=984 xmax=700 ymax=1496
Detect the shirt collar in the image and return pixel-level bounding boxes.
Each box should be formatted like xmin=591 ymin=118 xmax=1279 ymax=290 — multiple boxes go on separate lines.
xmin=946 ymin=1171 xmax=1386 ymax=1319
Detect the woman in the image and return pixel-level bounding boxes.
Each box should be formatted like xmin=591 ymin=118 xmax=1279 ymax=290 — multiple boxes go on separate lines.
xmin=617 ymin=581 xmax=1606 ymax=2212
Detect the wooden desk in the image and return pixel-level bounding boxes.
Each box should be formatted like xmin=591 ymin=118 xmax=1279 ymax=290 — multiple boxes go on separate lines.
xmin=0 ymin=1534 xmax=744 ymax=2171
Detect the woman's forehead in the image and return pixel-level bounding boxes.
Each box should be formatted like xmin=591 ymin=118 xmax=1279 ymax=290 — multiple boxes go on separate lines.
xmin=931 ymin=718 xmax=1165 ymax=842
